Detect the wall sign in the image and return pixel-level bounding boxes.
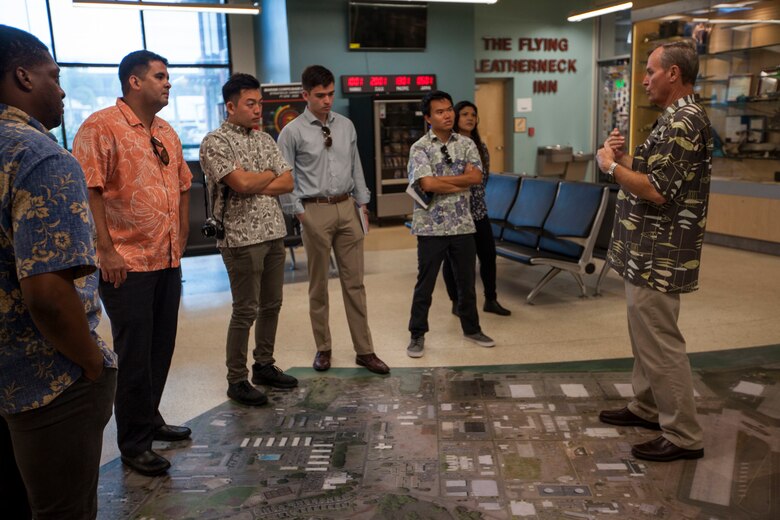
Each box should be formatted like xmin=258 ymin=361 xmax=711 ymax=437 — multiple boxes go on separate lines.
xmin=341 ymin=74 xmax=437 ymax=94
xmin=476 ymin=36 xmax=576 ymax=95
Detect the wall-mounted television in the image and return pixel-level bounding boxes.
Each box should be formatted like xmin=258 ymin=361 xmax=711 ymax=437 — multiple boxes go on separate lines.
xmin=348 ymin=1 xmax=427 ymax=52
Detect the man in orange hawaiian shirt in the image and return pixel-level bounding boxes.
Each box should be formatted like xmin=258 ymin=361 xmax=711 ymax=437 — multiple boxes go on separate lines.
xmin=73 ymin=50 xmax=192 ymax=477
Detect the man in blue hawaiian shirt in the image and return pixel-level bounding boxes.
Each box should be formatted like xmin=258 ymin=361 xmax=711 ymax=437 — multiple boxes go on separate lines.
xmin=406 ymin=90 xmax=496 ymax=358
xmin=0 ymin=25 xmax=117 ymax=519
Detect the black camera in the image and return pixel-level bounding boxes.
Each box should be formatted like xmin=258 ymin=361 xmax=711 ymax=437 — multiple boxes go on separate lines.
xmin=201 ymin=217 xmax=225 ymax=240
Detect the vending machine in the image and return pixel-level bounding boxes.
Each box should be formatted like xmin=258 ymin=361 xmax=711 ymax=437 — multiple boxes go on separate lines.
xmin=344 ymin=74 xmax=436 ymax=218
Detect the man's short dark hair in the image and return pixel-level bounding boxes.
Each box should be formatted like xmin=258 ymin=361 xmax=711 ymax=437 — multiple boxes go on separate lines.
xmin=222 ymin=73 xmax=260 ymax=104
xmin=301 ymin=65 xmax=334 ymax=91
xmin=421 ymin=90 xmax=453 ymax=116
xmin=118 ymin=50 xmax=169 ymax=95
xmin=654 ymin=40 xmax=699 ymax=86
xmin=0 ymin=25 xmax=51 ymax=82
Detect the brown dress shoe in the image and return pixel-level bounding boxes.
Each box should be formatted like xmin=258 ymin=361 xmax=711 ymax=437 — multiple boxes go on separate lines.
xmin=632 ymin=436 xmax=704 ymax=462
xmin=355 ymin=353 xmax=390 ymax=375
xmin=313 ymin=350 xmax=331 ymax=371
xmin=599 ymin=407 xmax=661 ymax=430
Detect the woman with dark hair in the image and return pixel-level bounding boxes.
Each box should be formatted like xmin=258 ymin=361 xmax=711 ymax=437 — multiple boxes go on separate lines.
xmin=442 ymin=101 xmax=511 ymax=316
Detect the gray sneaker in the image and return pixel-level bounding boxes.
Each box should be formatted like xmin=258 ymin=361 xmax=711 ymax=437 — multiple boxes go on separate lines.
xmin=464 ymin=331 xmax=496 ymax=348
xmin=227 ymin=380 xmax=268 ymax=406
xmin=407 ymin=336 xmax=425 ymax=358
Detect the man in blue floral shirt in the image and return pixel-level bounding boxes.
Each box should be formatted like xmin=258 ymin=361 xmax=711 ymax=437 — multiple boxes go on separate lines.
xmin=0 ymin=25 xmax=117 ymax=518
xmin=406 ymin=90 xmax=496 ymax=358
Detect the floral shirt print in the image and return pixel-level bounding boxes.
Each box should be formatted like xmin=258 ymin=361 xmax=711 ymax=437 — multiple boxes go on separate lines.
xmin=0 ymin=104 xmax=117 ymax=414
xmin=72 ymin=98 xmax=192 ymax=272
xmin=607 ymin=95 xmax=712 ymax=294
xmin=408 ymin=131 xmax=481 ymax=236
xmin=469 ymin=141 xmax=490 ymax=221
xmin=200 ymin=122 xmax=289 ymax=248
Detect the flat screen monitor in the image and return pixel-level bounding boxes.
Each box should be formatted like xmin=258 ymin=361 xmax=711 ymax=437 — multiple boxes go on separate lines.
xmin=348 ymin=1 xmax=427 ymax=51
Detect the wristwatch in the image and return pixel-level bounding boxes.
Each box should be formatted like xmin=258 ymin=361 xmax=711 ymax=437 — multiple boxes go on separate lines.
xmin=606 ymin=161 xmax=618 ymax=182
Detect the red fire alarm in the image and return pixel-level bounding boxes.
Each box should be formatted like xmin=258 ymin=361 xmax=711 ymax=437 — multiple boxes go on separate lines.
xmin=528 ymin=127 xmax=535 ymax=137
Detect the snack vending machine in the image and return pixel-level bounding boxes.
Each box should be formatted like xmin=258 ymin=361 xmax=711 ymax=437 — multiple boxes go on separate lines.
xmin=345 ymin=74 xmax=436 ymax=218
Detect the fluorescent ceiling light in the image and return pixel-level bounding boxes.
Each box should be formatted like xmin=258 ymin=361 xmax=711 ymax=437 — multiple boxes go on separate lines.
xmin=568 ymin=2 xmax=632 ymax=22
xmin=396 ymin=0 xmax=498 ymax=3
xmin=692 ymin=17 xmax=780 ymax=24
xmin=71 ymin=1 xmax=261 ymax=15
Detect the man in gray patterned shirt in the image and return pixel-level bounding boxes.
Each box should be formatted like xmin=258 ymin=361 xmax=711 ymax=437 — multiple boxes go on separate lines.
xmin=406 ymin=90 xmax=496 ymax=359
xmin=596 ymin=41 xmax=712 ymax=462
xmin=200 ymin=74 xmax=298 ymax=406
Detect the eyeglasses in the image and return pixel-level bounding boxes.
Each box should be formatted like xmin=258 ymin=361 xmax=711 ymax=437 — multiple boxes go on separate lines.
xmin=321 ymin=126 xmax=332 ymax=148
xmin=150 ymin=136 xmax=170 ymax=166
xmin=440 ymin=144 xmax=453 ymax=166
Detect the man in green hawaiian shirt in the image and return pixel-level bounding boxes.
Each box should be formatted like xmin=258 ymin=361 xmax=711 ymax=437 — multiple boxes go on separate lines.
xmin=0 ymin=25 xmax=117 ymax=519
xmin=596 ymin=41 xmax=712 ymax=462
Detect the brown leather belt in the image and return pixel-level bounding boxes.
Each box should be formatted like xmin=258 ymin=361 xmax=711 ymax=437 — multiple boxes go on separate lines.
xmin=302 ymin=194 xmax=350 ymax=204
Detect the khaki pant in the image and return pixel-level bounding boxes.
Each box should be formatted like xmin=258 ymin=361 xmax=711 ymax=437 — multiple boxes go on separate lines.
xmin=300 ymin=198 xmax=373 ymax=355
xmin=221 ymin=239 xmax=285 ymax=383
xmin=625 ymin=281 xmax=703 ymax=450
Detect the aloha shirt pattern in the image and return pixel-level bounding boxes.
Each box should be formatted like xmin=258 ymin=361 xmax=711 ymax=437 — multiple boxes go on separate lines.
xmin=1 ymin=104 xmax=117 ymax=415
xmin=199 ymin=122 xmax=290 ymax=248
xmin=607 ymin=94 xmax=712 ymax=294
xmin=408 ymin=131 xmax=481 ymax=236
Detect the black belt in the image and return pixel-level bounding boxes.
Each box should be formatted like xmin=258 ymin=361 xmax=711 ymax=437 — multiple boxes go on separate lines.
xmin=302 ymin=194 xmax=350 ymax=204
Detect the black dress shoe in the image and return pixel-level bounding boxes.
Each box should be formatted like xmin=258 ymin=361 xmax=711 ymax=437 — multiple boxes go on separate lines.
xmin=632 ymin=436 xmax=704 ymax=462
xmin=313 ymin=350 xmax=331 ymax=371
xmin=599 ymin=407 xmax=661 ymax=430
xmin=121 ymin=450 xmax=171 ymax=476
xmin=451 ymin=301 xmax=459 ymax=317
xmin=483 ymin=300 xmax=511 ymax=316
xmin=153 ymin=424 xmax=192 ymax=442
xmin=355 ymin=353 xmax=390 ymax=375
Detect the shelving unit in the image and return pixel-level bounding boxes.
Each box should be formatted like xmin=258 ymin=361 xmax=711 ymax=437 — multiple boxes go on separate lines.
xmin=629 ymin=0 xmax=779 ymax=254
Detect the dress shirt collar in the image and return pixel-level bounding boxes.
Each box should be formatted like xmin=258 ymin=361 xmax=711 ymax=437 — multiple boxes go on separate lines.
xmin=302 ymin=106 xmax=335 ymax=127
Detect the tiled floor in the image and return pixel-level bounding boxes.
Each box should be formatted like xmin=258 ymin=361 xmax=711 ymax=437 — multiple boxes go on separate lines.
xmin=98 ymin=225 xmax=780 ymax=466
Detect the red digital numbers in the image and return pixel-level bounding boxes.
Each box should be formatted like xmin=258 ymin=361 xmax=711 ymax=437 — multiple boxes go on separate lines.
xmin=346 ymin=76 xmax=364 ymax=87
xmin=395 ymin=76 xmax=411 ymax=87
xmin=415 ymin=75 xmax=434 ymax=87
xmin=369 ymin=76 xmax=388 ymax=87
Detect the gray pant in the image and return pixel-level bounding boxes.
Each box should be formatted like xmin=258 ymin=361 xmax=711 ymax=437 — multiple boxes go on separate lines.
xmin=625 ymin=281 xmax=703 ymax=450
xmin=300 ymin=199 xmax=373 ymax=355
xmin=221 ymin=238 xmax=285 ymax=383
xmin=1 ymin=368 xmax=116 ymax=520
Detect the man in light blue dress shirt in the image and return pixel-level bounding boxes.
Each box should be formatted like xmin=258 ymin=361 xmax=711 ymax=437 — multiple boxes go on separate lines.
xmin=278 ymin=65 xmax=390 ymax=375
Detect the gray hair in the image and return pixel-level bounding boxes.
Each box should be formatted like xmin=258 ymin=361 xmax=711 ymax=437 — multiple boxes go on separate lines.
xmin=652 ymin=40 xmax=699 ymax=85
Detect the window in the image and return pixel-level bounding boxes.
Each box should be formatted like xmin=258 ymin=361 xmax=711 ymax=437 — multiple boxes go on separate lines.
xmin=0 ymin=0 xmax=231 ymax=160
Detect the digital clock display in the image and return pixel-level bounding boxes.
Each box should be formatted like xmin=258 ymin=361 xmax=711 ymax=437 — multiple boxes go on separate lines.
xmin=341 ymin=74 xmax=436 ymax=94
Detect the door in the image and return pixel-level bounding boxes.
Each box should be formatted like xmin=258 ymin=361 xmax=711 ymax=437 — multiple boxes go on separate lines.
xmin=475 ymin=80 xmax=507 ymax=172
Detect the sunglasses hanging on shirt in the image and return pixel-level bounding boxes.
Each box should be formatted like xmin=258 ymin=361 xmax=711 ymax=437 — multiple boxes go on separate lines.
xmin=150 ymin=136 xmax=170 ymax=166
xmin=321 ymin=126 xmax=333 ymax=148
xmin=440 ymin=144 xmax=453 ymax=166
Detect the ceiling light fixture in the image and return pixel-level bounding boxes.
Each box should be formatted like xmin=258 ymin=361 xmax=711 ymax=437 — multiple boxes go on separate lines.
xmin=394 ymin=0 xmax=498 ymax=4
xmin=692 ymin=17 xmax=780 ymax=24
xmin=567 ymin=2 xmax=632 ymax=22
xmin=72 ymin=0 xmax=261 ymax=15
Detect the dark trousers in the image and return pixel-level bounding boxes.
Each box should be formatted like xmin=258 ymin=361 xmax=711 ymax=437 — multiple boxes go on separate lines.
xmin=1 ymin=368 xmax=116 ymax=520
xmin=443 ymin=216 xmax=498 ymax=302
xmin=409 ymin=234 xmax=481 ymax=338
xmin=99 ymin=268 xmax=181 ymax=457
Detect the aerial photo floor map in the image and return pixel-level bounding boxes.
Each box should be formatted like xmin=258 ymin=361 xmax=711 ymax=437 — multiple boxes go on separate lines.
xmin=98 ymin=346 xmax=780 ymax=520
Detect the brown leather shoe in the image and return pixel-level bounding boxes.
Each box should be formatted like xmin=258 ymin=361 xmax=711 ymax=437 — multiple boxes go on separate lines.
xmin=313 ymin=350 xmax=331 ymax=371
xmin=355 ymin=353 xmax=390 ymax=375
xmin=599 ymin=407 xmax=661 ymax=430
xmin=631 ymin=436 xmax=704 ymax=462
